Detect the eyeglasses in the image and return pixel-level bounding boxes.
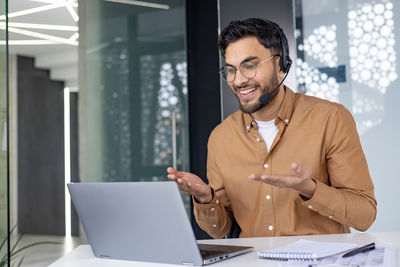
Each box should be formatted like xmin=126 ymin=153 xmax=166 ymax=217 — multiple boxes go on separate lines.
xmin=219 ymin=55 xmax=276 ymax=82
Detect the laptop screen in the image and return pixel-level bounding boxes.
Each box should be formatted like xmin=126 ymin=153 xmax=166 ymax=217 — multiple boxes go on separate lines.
xmin=68 ymin=181 xmax=252 ymax=265
xmin=68 ymin=181 xmax=204 ymax=265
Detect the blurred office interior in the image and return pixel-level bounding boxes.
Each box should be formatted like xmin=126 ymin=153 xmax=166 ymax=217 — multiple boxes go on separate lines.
xmin=0 ymin=0 xmax=399 ymax=266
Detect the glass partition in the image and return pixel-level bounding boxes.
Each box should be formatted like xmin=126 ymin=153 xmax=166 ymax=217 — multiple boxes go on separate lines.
xmin=0 ymin=0 xmax=9 ymax=264
xmin=294 ymin=0 xmax=400 ymax=231
xmin=81 ymin=0 xmax=190 ymax=210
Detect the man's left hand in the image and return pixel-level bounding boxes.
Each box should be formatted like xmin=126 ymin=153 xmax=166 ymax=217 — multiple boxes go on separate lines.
xmin=248 ymin=162 xmax=316 ymax=199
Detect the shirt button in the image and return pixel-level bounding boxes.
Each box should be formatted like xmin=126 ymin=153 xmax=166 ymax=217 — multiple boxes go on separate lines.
xmin=246 ymin=126 xmax=250 ymax=130
xmin=264 ymin=163 xmax=269 ymax=168
xmin=268 ymin=225 xmax=273 ymax=231
xmin=213 ymin=224 xmax=217 ymax=228
xmin=285 ymin=119 xmax=289 ymax=124
xmin=256 ymin=137 xmax=261 ymax=142
xmin=308 ymin=205 xmax=312 ymax=209
xmin=329 ymin=216 xmax=333 ymax=219
xmin=265 ymin=195 xmax=271 ymax=200
xmin=216 ymin=199 xmax=219 ymax=204
xmin=210 ymin=207 xmax=215 ymax=211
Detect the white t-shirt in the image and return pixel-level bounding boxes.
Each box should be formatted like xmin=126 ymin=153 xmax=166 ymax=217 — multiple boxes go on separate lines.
xmin=255 ymin=119 xmax=278 ymax=151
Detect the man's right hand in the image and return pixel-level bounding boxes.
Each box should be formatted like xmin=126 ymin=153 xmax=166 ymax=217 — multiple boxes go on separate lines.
xmin=167 ymin=167 xmax=213 ymax=204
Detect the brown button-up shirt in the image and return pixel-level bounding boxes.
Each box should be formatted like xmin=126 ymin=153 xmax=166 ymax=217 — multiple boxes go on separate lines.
xmin=193 ymin=87 xmax=376 ymax=238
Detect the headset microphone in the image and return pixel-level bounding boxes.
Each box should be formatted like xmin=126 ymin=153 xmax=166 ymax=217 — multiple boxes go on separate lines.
xmin=259 ymin=71 xmax=289 ymax=105
xmin=259 ymin=22 xmax=292 ymax=105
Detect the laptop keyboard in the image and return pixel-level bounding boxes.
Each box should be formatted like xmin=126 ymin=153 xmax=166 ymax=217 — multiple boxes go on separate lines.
xmin=200 ymin=249 xmax=225 ymax=258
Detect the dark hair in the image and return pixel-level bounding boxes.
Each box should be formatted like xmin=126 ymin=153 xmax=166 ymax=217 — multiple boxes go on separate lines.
xmin=218 ymin=18 xmax=289 ymax=58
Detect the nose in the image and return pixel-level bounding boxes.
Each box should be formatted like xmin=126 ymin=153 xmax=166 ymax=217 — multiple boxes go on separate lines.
xmin=232 ymin=69 xmax=249 ymax=87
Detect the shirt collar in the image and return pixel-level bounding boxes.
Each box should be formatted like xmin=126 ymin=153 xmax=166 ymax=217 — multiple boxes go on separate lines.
xmin=276 ymin=86 xmax=296 ymax=126
xmin=243 ymin=85 xmax=296 ymax=132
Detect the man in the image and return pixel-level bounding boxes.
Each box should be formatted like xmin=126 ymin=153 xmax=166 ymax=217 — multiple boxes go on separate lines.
xmin=167 ymin=18 xmax=376 ymax=238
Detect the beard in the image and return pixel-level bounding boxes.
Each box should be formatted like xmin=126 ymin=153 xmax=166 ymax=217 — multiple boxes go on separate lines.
xmin=233 ymin=69 xmax=280 ymax=114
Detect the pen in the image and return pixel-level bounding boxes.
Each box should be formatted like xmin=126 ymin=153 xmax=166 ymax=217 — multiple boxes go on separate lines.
xmin=308 ymin=263 xmax=359 ymax=267
xmin=309 ymin=264 xmax=359 ymax=267
xmin=342 ymin=242 xmax=375 ymax=258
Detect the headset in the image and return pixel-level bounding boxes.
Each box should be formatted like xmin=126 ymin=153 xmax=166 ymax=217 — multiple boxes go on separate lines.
xmin=273 ymin=22 xmax=292 ymax=73
xmin=259 ymin=21 xmax=292 ymax=105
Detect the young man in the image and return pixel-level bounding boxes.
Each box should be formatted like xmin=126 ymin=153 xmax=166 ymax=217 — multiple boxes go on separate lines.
xmin=167 ymin=18 xmax=376 ymax=238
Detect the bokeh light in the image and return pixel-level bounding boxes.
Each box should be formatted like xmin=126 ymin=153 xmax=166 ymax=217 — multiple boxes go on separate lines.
xmin=296 ymin=58 xmax=339 ymax=102
xmin=302 ymin=25 xmax=338 ymax=68
xmin=348 ymin=1 xmax=397 ymax=94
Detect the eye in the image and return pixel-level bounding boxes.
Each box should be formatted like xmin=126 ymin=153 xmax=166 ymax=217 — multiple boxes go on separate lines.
xmin=241 ymin=62 xmax=257 ymax=70
xmin=225 ymin=67 xmax=236 ymax=74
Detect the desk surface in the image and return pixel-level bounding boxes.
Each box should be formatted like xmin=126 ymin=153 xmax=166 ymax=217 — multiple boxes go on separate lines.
xmin=49 ymin=232 xmax=399 ymax=266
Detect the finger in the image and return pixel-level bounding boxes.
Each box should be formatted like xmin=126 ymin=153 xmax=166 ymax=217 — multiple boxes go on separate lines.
xmin=291 ymin=162 xmax=309 ymax=179
xmin=292 ymin=162 xmax=304 ymax=176
xmin=258 ymin=175 xmax=277 ymax=183
xmin=248 ymin=174 xmax=261 ymax=180
xmin=167 ymin=167 xmax=177 ymax=174
xmin=249 ymin=175 xmax=273 ymax=184
xmin=177 ymin=178 xmax=194 ymax=191
xmin=252 ymin=174 xmax=292 ymax=187
xmin=168 ymin=168 xmax=192 ymax=180
xmin=167 ymin=174 xmax=177 ymax=181
xmin=248 ymin=174 xmax=279 ymax=182
xmin=250 ymin=174 xmax=283 ymax=181
xmin=291 ymin=162 xmax=299 ymax=171
xmin=174 ymin=170 xmax=192 ymax=179
xmin=249 ymin=175 xmax=275 ymax=186
xmin=264 ymin=174 xmax=298 ymax=182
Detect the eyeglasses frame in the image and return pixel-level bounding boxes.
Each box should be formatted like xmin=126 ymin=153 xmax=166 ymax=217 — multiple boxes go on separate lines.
xmin=219 ymin=54 xmax=278 ymax=82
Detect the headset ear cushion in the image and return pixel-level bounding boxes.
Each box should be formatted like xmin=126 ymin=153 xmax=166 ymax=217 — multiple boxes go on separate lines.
xmin=279 ymin=57 xmax=285 ymax=72
xmin=280 ymin=55 xmax=292 ymax=73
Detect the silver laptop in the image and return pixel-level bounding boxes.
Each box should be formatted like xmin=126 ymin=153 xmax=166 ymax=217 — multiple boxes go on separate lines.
xmin=68 ymin=181 xmax=253 ymax=265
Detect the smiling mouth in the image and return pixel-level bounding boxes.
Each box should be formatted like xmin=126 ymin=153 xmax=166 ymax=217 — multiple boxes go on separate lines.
xmin=239 ymin=87 xmax=257 ymax=95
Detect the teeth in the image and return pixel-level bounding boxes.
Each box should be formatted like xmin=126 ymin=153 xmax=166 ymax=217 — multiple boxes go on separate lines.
xmin=240 ymin=88 xmax=256 ymax=95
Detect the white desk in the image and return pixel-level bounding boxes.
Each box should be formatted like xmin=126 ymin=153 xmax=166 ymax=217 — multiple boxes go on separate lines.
xmin=49 ymin=232 xmax=399 ymax=266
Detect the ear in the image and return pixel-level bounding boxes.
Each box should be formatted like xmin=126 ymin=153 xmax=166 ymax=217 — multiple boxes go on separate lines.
xmin=274 ymin=56 xmax=285 ymax=79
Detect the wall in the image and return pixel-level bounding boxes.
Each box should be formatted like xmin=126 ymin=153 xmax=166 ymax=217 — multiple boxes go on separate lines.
xmin=17 ymin=56 xmax=65 ymax=235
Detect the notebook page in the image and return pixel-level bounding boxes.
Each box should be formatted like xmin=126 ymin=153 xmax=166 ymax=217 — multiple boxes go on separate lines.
xmin=281 ymin=244 xmax=395 ymax=267
xmin=259 ymin=239 xmax=357 ymax=260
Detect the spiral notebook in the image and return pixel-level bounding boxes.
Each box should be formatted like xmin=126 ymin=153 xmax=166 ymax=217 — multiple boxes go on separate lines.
xmin=258 ymin=239 xmax=357 ymax=261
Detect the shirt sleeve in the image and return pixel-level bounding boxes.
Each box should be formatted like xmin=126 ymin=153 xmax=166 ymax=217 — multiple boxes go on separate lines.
xmin=299 ymin=105 xmax=377 ymax=231
xmin=193 ymin=132 xmax=233 ymax=239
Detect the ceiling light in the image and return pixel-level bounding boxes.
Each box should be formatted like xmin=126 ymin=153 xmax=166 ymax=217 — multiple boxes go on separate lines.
xmin=68 ymin=32 xmax=79 ymax=41
xmin=6 ymin=26 xmax=78 ymax=46
xmin=7 ymin=22 xmax=78 ymax=31
xmin=0 ymin=40 xmax=58 ymax=45
xmin=65 ymin=0 xmax=79 ymax=22
xmin=30 ymin=0 xmax=78 ymax=8
xmin=0 ymin=2 xmax=65 ymax=20
xmin=104 ymin=0 xmax=169 ymax=10
xmin=2 ymin=0 xmax=79 ymax=47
